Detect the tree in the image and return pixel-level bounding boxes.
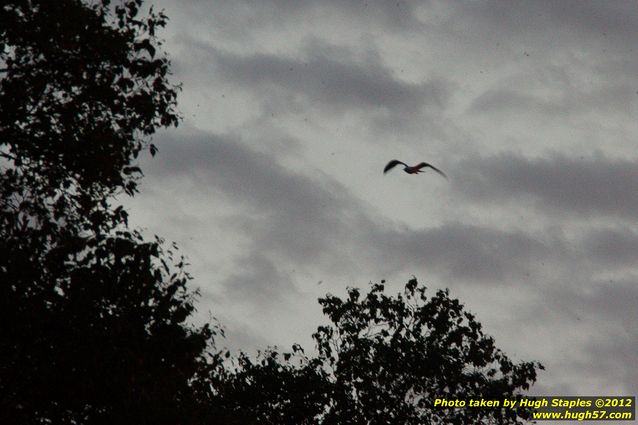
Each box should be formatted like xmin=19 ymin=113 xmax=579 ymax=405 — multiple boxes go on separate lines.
xmin=0 ymin=1 xmax=214 ymax=424
xmin=0 ymin=0 xmax=179 ymax=234
xmin=202 ymin=347 xmax=330 ymax=425
xmin=0 ymin=0 xmax=178 ymax=194
xmin=207 ymin=279 xmax=543 ymax=425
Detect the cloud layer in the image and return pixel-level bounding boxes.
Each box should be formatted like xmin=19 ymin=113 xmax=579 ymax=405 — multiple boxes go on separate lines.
xmin=127 ymin=0 xmax=638 ymax=401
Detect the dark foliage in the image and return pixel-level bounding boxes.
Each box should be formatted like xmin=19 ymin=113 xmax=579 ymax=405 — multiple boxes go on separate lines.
xmin=203 ymin=347 xmax=330 ymax=425
xmin=0 ymin=0 xmax=178 ymax=197
xmin=207 ymin=279 xmax=543 ymax=425
xmin=0 ymin=1 xmax=213 ymax=424
xmin=0 ymin=0 xmax=179 ymax=240
xmin=0 ymin=230 xmax=213 ymax=425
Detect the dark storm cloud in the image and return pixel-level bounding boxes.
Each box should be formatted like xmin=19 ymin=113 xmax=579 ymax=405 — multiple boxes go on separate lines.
xmin=207 ymin=45 xmax=448 ymax=114
xmin=453 ymin=152 xmax=638 ymax=220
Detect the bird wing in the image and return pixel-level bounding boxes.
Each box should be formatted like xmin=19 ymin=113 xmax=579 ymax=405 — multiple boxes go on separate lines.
xmin=415 ymin=162 xmax=448 ymax=179
xmin=383 ymin=160 xmax=407 ymax=174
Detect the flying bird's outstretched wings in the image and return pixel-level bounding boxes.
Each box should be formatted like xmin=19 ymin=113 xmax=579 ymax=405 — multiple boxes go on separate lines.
xmin=414 ymin=162 xmax=448 ymax=179
xmin=383 ymin=159 xmax=407 ymax=174
xmin=383 ymin=159 xmax=448 ymax=179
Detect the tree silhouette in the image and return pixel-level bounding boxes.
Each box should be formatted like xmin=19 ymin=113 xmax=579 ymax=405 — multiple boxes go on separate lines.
xmin=207 ymin=279 xmax=543 ymax=425
xmin=0 ymin=0 xmax=179 ymax=233
xmin=0 ymin=1 xmax=213 ymax=424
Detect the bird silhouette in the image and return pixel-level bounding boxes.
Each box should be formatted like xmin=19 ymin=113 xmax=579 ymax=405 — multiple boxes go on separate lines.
xmin=383 ymin=160 xmax=447 ymax=179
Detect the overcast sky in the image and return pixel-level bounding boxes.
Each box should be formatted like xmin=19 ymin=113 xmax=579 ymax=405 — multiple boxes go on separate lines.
xmin=125 ymin=0 xmax=637 ymax=408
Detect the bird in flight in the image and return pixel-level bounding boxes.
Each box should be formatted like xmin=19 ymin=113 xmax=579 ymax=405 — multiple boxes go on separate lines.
xmin=383 ymin=160 xmax=447 ymax=179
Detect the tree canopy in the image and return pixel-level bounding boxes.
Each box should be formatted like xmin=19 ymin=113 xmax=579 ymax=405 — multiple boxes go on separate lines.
xmin=0 ymin=2 xmax=212 ymax=424
xmin=0 ymin=0 xmax=179 ymax=242
xmin=207 ymin=279 xmax=543 ymax=425
xmin=0 ymin=0 xmax=178 ymax=195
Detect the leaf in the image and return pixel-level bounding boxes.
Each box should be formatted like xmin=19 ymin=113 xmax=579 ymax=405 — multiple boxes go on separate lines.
xmin=122 ymin=165 xmax=143 ymax=175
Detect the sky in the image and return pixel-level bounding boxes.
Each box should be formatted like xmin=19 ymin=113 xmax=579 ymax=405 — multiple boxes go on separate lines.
xmin=124 ymin=0 xmax=638 ymax=411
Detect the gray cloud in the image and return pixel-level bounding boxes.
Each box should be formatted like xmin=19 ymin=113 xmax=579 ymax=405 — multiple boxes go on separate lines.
xmin=581 ymin=227 xmax=638 ymax=267
xmin=453 ymin=152 xmax=638 ymax=220
xmin=469 ymin=89 xmax=557 ymax=116
xmin=468 ymin=80 xmax=638 ymax=120
xmin=452 ymin=1 xmax=638 ymax=43
xmin=525 ymin=278 xmax=638 ymax=394
xmin=125 ymin=0 xmax=638 ymax=400
xmin=370 ymin=223 xmax=554 ymax=284
xmin=144 ymin=129 xmax=574 ymax=290
xmin=222 ymin=251 xmax=299 ymax=306
xmin=206 ymin=43 xmax=448 ymax=115
xmin=142 ymin=128 xmax=372 ymax=277
xmin=158 ymin=0 xmax=423 ymax=39
xmin=228 ymin=0 xmax=421 ymax=30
